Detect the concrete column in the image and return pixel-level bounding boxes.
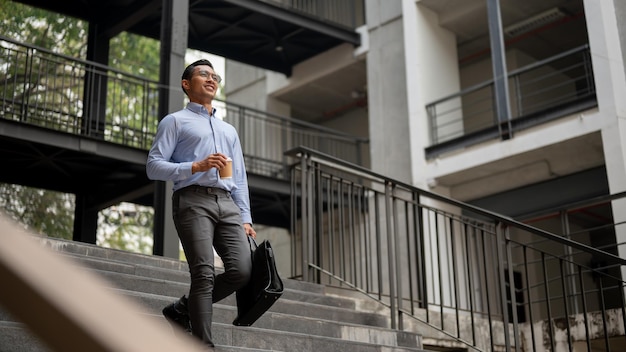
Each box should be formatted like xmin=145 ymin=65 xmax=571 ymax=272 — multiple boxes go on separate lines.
xmin=365 ymin=0 xmax=461 ymax=312
xmin=365 ymin=0 xmax=411 ymax=183
xmin=366 ymin=0 xmax=459 ymax=186
xmin=74 ymin=23 xmax=112 ymax=242
xmin=154 ymin=0 xmax=188 ymax=258
xmin=73 ymin=194 xmax=98 ymax=244
xmin=406 ymin=2 xmax=460 ymax=189
xmin=584 ymin=0 xmax=626 ymax=276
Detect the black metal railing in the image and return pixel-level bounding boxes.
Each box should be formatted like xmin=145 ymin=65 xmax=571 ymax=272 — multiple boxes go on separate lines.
xmin=220 ymin=100 xmax=368 ymax=179
xmin=260 ymin=0 xmax=365 ymax=29
xmin=426 ymin=45 xmax=596 ymax=158
xmin=0 ymin=35 xmax=368 ymax=176
xmin=0 ymin=35 xmax=160 ymax=150
xmin=288 ymin=146 xmax=626 ymax=352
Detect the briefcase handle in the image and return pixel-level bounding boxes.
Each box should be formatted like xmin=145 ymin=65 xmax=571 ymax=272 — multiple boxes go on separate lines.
xmin=246 ymin=235 xmax=258 ymax=251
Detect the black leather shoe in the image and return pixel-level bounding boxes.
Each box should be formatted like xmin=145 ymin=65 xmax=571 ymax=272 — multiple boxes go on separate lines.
xmin=162 ymin=295 xmax=192 ymax=333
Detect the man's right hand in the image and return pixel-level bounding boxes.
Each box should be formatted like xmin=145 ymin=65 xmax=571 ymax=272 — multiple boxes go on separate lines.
xmin=192 ymin=153 xmax=228 ymax=174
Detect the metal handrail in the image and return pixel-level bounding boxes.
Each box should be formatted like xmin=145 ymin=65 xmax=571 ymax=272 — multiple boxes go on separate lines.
xmin=288 ymin=146 xmax=626 ymax=352
xmin=287 ymin=146 xmax=625 ymax=266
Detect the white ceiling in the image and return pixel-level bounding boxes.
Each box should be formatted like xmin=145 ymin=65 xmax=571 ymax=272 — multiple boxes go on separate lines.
xmin=420 ymin=0 xmax=587 ymax=65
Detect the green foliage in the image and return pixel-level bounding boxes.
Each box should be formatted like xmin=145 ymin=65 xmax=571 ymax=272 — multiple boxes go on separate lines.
xmin=97 ymin=204 xmax=154 ymax=255
xmin=0 ymin=0 xmax=87 ymax=133
xmin=0 ymin=0 xmax=87 ymax=57
xmin=110 ymin=32 xmax=160 ymax=80
xmin=0 ymin=181 xmax=155 ymax=255
xmin=0 ymin=0 xmax=160 ymax=254
xmin=0 ymin=183 xmax=75 ymax=239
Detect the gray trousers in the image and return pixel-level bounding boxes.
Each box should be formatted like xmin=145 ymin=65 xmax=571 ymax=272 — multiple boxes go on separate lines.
xmin=172 ymin=185 xmax=252 ymax=347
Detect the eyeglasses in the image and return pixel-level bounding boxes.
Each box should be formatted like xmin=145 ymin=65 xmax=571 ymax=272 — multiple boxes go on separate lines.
xmin=196 ymin=70 xmax=222 ymax=84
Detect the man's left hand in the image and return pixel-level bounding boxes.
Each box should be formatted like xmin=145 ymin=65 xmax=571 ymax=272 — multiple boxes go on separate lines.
xmin=243 ymin=223 xmax=256 ymax=238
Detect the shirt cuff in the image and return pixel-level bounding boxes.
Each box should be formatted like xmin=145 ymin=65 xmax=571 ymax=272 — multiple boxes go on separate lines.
xmin=241 ymin=213 xmax=252 ymax=224
xmin=182 ymin=161 xmax=194 ymax=178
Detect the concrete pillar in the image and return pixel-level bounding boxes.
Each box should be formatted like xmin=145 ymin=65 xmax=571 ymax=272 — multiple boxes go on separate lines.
xmin=154 ymin=0 xmax=188 ymax=258
xmin=584 ymin=0 xmax=626 ymax=277
xmin=366 ymin=0 xmax=459 ymax=187
xmin=364 ymin=0 xmax=462 ymax=314
xmin=73 ymin=194 xmax=98 ymax=244
xmin=365 ymin=0 xmax=411 ymax=183
xmin=74 ymin=22 xmax=112 ymax=242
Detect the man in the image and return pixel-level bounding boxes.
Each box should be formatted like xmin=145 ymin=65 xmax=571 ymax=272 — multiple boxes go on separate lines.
xmin=146 ymin=59 xmax=255 ymax=350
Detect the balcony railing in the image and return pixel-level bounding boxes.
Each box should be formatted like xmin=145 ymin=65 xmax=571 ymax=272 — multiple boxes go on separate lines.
xmin=0 ymin=35 xmax=160 ymax=150
xmin=288 ymin=146 xmax=626 ymax=352
xmin=0 ymin=35 xmax=368 ymax=177
xmin=426 ymin=45 xmax=597 ymax=159
xmin=260 ymin=0 xmax=365 ymax=29
xmin=222 ymin=101 xmax=368 ymax=179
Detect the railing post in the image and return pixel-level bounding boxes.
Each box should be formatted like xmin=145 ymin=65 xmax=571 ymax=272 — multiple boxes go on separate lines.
xmin=239 ymin=106 xmax=246 ymax=152
xmin=282 ymin=118 xmax=289 ymax=178
xmin=513 ymin=74 xmax=522 ymax=117
xmin=300 ymin=152 xmax=316 ymax=282
xmin=560 ymin=210 xmax=580 ymax=314
xmin=503 ymin=225 xmax=521 ymax=352
xmin=385 ymin=181 xmax=398 ymax=329
xmin=413 ymin=191 xmax=428 ymax=309
xmin=300 ymin=153 xmax=308 ymax=282
xmin=21 ymin=48 xmax=35 ymax=122
xmin=141 ymin=81 xmax=150 ymax=149
xmin=393 ymin=187 xmax=404 ymax=330
xmin=495 ymin=223 xmax=512 ymax=352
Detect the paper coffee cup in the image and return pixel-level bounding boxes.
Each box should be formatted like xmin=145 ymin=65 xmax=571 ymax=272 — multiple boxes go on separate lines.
xmin=219 ymin=157 xmax=233 ymax=179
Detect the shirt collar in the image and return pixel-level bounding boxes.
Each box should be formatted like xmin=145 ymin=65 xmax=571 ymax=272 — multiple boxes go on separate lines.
xmin=186 ymin=102 xmax=217 ymax=117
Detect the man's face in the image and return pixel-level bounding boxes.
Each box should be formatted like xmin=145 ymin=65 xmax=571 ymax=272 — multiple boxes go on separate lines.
xmin=182 ymin=65 xmax=220 ymax=103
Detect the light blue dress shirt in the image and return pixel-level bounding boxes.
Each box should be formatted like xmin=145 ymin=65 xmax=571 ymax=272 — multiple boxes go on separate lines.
xmin=146 ymin=102 xmax=252 ymax=224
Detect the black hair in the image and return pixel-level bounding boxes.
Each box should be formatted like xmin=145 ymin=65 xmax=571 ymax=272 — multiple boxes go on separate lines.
xmin=181 ymin=59 xmax=214 ymax=95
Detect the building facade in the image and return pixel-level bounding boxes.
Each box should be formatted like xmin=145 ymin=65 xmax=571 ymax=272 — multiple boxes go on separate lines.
xmin=224 ymin=1 xmax=626 ymax=350
xmin=1 ymin=0 xmax=625 ymax=350
xmin=226 ymin=0 xmax=626 ymax=284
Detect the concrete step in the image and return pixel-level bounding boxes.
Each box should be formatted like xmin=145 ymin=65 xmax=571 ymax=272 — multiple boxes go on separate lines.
xmin=0 ymin=321 xmax=284 ymax=352
xmin=47 ymin=238 xmax=387 ymax=314
xmin=53 ymin=246 xmax=390 ymax=329
xmin=62 ymin=252 xmax=358 ymax=310
xmin=45 ymin=237 xmax=326 ymax=295
xmin=0 ymin=303 xmax=425 ymax=352
xmin=87 ymin=268 xmax=390 ymax=329
xmin=2 ymin=236 xmax=430 ymax=351
xmin=0 ymin=321 xmax=51 ymax=352
xmin=149 ymin=314 xmax=426 ymax=352
xmin=40 ymin=238 xmax=189 ymax=273
xmin=115 ymin=289 xmax=422 ymax=349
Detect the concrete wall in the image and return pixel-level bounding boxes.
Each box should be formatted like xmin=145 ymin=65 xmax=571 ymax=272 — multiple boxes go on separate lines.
xmin=585 ymin=0 xmax=626 ymax=282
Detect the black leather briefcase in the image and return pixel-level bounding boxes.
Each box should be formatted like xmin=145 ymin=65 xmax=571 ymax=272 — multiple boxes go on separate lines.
xmin=233 ymin=237 xmax=284 ymax=326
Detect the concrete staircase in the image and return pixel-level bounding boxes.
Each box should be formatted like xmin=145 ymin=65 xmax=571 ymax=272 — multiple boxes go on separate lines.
xmin=0 ymin=237 xmax=430 ymax=352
